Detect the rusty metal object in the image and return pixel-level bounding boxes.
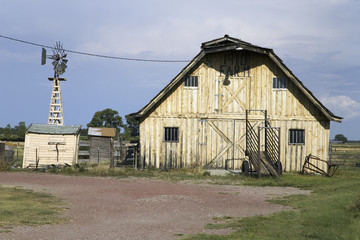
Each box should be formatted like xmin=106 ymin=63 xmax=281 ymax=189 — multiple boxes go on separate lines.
xmin=301 ymin=154 xmax=341 ymax=177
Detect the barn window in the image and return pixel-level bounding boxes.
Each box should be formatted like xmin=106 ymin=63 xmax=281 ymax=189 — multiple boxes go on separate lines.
xmin=184 ymin=76 xmax=198 ymax=88
xmin=289 ymin=129 xmax=305 ymax=144
xmin=164 ymin=127 xmax=179 ymax=142
xmin=273 ymin=77 xmax=287 ymax=89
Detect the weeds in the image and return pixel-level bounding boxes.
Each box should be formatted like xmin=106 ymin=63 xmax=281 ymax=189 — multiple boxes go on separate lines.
xmin=0 ymin=159 xmax=11 ymax=171
xmin=352 ymin=195 xmax=360 ymax=212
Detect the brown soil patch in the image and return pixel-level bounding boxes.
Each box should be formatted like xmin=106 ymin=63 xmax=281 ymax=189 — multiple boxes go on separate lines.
xmin=0 ymin=172 xmax=309 ymax=240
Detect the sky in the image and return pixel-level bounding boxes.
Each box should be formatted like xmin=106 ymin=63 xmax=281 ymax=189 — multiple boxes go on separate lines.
xmin=0 ymin=0 xmax=360 ymax=140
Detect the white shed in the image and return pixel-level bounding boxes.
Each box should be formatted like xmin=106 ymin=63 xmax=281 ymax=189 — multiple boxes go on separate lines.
xmin=22 ymin=124 xmax=81 ymax=168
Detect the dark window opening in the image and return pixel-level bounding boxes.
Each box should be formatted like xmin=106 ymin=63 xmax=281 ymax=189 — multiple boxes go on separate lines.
xmin=164 ymin=127 xmax=179 ymax=142
xmin=289 ymin=129 xmax=305 ymax=144
xmin=184 ymin=76 xmax=198 ymax=87
xmin=273 ymin=77 xmax=287 ymax=89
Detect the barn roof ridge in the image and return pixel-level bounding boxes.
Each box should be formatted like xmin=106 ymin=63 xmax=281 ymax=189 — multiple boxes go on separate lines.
xmin=201 ymin=34 xmax=272 ymax=54
xmin=129 ymin=35 xmax=342 ymax=122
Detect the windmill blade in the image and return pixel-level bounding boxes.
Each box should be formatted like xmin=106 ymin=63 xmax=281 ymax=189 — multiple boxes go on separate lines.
xmin=60 ymin=62 xmax=67 ymax=70
xmin=52 ymin=60 xmax=58 ymax=67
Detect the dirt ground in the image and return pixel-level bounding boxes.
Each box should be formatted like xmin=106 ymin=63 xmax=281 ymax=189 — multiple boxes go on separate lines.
xmin=0 ymin=172 xmax=310 ymax=240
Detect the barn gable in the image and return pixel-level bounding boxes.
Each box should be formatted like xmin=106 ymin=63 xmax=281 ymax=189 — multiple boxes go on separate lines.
xmin=130 ymin=35 xmax=342 ymax=172
xmin=132 ymin=35 xmax=341 ymax=122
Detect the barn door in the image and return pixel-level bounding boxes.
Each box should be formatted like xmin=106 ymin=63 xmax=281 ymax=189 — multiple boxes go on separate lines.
xmin=164 ymin=142 xmax=178 ymax=169
xmin=163 ymin=127 xmax=180 ymax=169
xmin=215 ymin=75 xmax=249 ymax=113
xmin=199 ymin=119 xmax=246 ymax=169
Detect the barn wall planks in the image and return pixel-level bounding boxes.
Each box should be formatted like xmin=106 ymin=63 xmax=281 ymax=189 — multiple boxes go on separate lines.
xmin=23 ymin=133 xmax=80 ymax=167
xmin=139 ymin=50 xmax=331 ymax=172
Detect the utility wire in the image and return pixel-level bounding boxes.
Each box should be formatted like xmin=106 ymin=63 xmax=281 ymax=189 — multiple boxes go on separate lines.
xmin=0 ymin=34 xmax=190 ymax=63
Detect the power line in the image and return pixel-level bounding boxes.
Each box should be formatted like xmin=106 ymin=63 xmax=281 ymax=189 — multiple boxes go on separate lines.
xmin=0 ymin=34 xmax=190 ymax=63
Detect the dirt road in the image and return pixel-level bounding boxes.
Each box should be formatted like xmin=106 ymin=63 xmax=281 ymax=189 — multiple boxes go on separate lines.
xmin=0 ymin=172 xmax=309 ymax=240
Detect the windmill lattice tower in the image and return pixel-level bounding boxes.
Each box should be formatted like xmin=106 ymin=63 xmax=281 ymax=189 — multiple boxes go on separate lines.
xmin=41 ymin=42 xmax=68 ymax=126
xmin=48 ymin=77 xmax=66 ymax=125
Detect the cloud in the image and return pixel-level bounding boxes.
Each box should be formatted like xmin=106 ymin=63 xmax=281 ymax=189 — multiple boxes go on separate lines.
xmin=321 ymin=95 xmax=360 ymax=119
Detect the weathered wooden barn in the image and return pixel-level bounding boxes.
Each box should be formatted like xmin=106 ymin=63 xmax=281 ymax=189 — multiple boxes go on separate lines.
xmin=22 ymin=124 xmax=81 ymax=168
xmin=130 ymin=35 xmax=342 ymax=174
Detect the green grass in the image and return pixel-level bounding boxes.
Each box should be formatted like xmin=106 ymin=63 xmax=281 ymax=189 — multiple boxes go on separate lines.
xmin=180 ymin=169 xmax=360 ymax=240
xmin=0 ymin=186 xmax=66 ymax=232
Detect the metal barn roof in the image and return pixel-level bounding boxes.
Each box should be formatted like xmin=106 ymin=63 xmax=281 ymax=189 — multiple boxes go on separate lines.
xmin=27 ymin=124 xmax=82 ymax=135
xmin=88 ymin=127 xmax=116 ymax=137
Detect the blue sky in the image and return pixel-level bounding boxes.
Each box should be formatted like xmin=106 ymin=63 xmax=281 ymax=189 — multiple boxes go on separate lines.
xmin=1 ymin=0 xmax=360 ymax=140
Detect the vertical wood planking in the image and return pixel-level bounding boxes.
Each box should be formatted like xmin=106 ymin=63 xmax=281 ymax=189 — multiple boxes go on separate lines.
xmin=139 ymin=50 xmax=332 ymax=172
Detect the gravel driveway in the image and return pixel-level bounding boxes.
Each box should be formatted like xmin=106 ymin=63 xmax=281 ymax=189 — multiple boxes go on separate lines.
xmin=0 ymin=172 xmax=310 ymax=240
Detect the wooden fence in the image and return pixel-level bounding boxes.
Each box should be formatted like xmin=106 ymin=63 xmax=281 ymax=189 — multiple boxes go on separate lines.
xmin=78 ymin=140 xmax=138 ymax=167
xmin=3 ymin=141 xmax=360 ymax=169
xmin=329 ymin=142 xmax=360 ymax=167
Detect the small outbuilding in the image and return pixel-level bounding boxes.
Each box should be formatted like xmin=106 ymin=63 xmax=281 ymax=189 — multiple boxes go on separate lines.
xmin=22 ymin=124 xmax=81 ymax=168
xmin=88 ymin=127 xmax=116 ymax=164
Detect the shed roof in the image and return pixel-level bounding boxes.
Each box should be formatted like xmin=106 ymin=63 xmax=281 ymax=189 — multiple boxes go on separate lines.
xmin=88 ymin=127 xmax=116 ymax=137
xmin=129 ymin=35 xmax=342 ymax=122
xmin=27 ymin=124 xmax=81 ymax=135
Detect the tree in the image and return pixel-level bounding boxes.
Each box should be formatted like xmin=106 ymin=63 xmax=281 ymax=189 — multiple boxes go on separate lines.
xmin=87 ymin=108 xmax=124 ymax=133
xmin=122 ymin=115 xmax=139 ymax=141
xmin=334 ymin=134 xmax=347 ymax=142
xmin=15 ymin=122 xmax=26 ymax=140
xmin=3 ymin=124 xmax=11 ymax=139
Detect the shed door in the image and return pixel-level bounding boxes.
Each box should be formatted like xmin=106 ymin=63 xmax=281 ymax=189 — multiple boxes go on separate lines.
xmin=199 ymin=119 xmax=246 ymax=169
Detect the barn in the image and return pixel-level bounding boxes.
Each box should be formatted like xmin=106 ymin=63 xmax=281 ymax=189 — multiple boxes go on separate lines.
xmin=130 ymin=35 xmax=342 ymax=174
xmin=22 ymin=124 xmax=81 ymax=168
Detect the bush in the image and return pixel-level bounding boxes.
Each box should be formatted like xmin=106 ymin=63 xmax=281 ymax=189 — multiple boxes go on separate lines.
xmin=0 ymin=159 xmax=11 ymax=171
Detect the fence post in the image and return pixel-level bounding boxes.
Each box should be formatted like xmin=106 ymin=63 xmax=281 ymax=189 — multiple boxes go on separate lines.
xmin=258 ymin=127 xmax=261 ymax=178
xmin=97 ymin=147 xmax=100 ymax=164
xmin=35 ymin=146 xmax=39 ymax=170
xmin=134 ymin=146 xmax=138 ymax=170
xmin=232 ymin=119 xmax=236 ymax=170
xmin=16 ymin=143 xmax=19 ymax=164
xmin=278 ymin=128 xmax=281 ymax=174
xmin=110 ymin=138 xmax=114 ymax=168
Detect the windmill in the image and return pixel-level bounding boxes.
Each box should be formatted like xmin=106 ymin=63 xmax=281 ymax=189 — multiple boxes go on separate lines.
xmin=41 ymin=42 xmax=68 ymax=125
